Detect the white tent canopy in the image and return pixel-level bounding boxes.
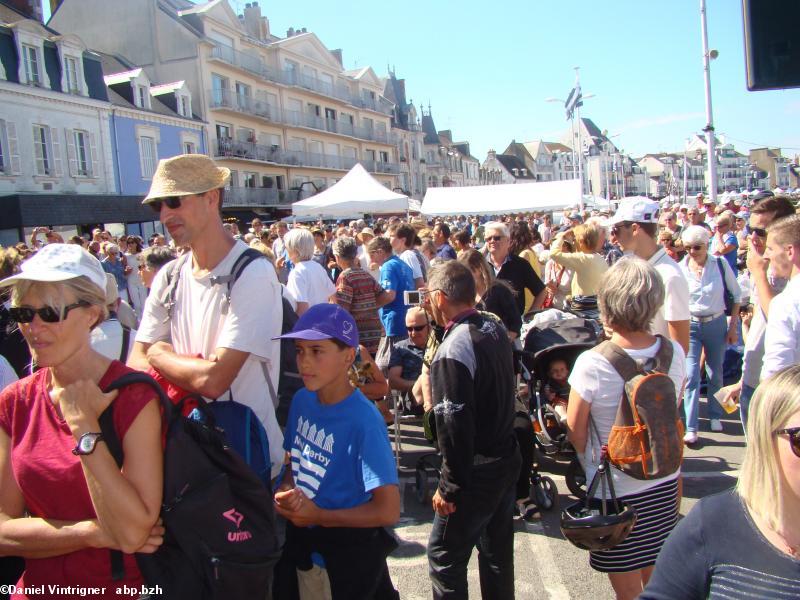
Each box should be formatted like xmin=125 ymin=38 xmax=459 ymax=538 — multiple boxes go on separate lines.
xmin=291 ymin=163 xmax=409 ymax=218
xmin=421 ymin=179 xmax=581 ymax=216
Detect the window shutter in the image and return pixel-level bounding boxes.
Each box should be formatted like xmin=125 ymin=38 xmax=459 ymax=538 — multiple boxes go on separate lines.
xmin=88 ymin=133 xmax=97 ymax=177
xmin=7 ymin=122 xmax=20 ymax=174
xmin=66 ymin=129 xmax=77 ymax=177
xmin=33 ymin=126 xmax=45 ymax=174
xmin=50 ymin=128 xmax=62 ymax=176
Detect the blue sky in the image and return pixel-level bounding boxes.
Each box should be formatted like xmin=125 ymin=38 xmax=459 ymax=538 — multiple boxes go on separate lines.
xmin=48 ymin=0 xmax=800 ymax=161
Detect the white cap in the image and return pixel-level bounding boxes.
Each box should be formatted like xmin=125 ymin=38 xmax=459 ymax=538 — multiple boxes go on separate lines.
xmin=0 ymin=243 xmax=107 ymax=293
xmin=607 ymin=197 xmax=661 ymax=225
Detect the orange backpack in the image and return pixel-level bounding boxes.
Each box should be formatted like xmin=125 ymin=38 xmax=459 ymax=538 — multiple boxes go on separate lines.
xmin=593 ymin=336 xmax=684 ymax=480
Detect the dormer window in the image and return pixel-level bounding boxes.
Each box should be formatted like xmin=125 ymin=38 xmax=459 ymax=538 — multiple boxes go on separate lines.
xmin=135 ymin=84 xmax=150 ymax=109
xmin=64 ymin=56 xmax=80 ymax=94
xmin=178 ymin=95 xmax=191 ymax=118
xmin=22 ymin=44 xmax=40 ymax=86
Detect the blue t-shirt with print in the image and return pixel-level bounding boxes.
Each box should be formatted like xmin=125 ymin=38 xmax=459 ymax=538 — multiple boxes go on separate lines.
xmin=379 ymin=255 xmax=414 ymax=337
xmin=283 ymin=387 xmax=399 ymax=511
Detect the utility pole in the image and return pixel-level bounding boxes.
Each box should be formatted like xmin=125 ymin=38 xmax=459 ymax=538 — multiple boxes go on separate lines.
xmin=700 ymin=0 xmax=718 ymax=203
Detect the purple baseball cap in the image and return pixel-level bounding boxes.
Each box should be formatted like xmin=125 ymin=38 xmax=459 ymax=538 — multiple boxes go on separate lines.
xmin=274 ymin=303 xmax=359 ymax=348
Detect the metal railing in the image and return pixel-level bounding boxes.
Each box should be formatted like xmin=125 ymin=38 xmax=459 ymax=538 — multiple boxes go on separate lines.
xmin=213 ymin=138 xmax=399 ymax=174
xmin=222 ymin=186 xmax=300 ymax=207
xmin=207 ymin=91 xmax=390 ymax=145
xmin=209 ymin=44 xmax=393 ymax=116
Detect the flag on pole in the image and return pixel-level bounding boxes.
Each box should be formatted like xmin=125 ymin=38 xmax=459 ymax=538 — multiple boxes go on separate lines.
xmin=565 ymin=84 xmax=583 ymax=120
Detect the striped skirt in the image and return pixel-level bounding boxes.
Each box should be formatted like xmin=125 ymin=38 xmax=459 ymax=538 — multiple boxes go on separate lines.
xmin=589 ymin=478 xmax=679 ymax=573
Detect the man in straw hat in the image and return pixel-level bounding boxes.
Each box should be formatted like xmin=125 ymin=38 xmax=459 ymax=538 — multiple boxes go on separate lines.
xmin=128 ymin=154 xmax=285 ymax=473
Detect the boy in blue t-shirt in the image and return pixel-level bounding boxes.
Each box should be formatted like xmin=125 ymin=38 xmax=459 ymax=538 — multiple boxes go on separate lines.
xmin=273 ymin=303 xmax=400 ymax=599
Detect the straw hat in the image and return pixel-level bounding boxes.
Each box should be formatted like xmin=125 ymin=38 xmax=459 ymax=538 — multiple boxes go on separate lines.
xmin=357 ymin=227 xmax=375 ymax=242
xmin=143 ymin=154 xmax=230 ymax=204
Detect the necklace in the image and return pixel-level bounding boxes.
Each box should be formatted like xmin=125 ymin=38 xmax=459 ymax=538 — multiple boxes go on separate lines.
xmin=775 ymin=529 xmax=800 ymax=559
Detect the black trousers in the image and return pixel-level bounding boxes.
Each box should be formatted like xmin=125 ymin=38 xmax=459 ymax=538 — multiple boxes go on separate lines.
xmin=513 ymin=412 xmax=535 ymax=500
xmin=427 ymin=450 xmax=521 ymax=600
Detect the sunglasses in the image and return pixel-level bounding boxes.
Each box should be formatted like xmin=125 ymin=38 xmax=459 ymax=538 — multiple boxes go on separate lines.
xmin=687 ymin=245 xmax=705 ymax=252
xmin=611 ymin=223 xmax=631 ymax=235
xmin=406 ymin=324 xmax=428 ymax=332
xmin=148 ymin=196 xmax=183 ymax=213
xmin=777 ymin=427 xmax=800 ymax=458
xmin=9 ymin=301 xmax=90 ymax=324
xmin=750 ymin=227 xmax=767 ymax=238
xmin=486 ymin=235 xmax=505 ymax=242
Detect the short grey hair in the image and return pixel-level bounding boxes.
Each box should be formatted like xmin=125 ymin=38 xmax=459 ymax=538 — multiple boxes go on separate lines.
xmin=333 ymin=236 xmax=358 ymax=260
xmin=484 ymin=221 xmax=509 ymax=238
xmin=284 ymin=228 xmax=315 ymax=261
xmin=681 ymin=225 xmax=710 ymax=247
xmin=427 ymin=261 xmax=476 ymax=306
xmin=598 ymin=257 xmax=665 ymax=333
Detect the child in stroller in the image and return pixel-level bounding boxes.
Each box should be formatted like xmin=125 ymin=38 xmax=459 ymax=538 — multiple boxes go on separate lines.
xmin=543 ymin=358 xmax=571 ymax=423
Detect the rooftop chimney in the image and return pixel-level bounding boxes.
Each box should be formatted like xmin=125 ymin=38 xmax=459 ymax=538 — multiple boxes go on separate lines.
xmin=331 ymin=49 xmax=343 ymax=66
xmin=287 ymin=27 xmax=295 ymax=37
xmin=243 ymin=1 xmax=267 ymax=39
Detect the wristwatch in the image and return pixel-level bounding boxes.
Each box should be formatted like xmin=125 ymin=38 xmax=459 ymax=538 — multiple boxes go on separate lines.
xmin=72 ymin=432 xmax=105 ymax=456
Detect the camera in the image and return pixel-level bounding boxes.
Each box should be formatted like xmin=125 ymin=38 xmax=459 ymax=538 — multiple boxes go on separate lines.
xmin=403 ymin=290 xmax=426 ymax=305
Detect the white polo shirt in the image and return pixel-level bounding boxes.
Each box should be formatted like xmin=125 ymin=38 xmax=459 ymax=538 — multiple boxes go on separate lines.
xmin=761 ymin=274 xmax=800 ymax=381
xmin=648 ymin=248 xmax=691 ymax=340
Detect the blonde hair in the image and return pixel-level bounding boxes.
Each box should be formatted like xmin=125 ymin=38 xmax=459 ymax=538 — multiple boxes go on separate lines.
xmin=737 ymin=365 xmax=800 ymax=531
xmin=11 ymin=276 xmax=107 ymax=328
xmin=574 ymin=223 xmax=601 ymax=253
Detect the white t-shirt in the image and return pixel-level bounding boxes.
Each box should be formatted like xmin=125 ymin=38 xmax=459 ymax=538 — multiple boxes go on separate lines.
xmin=538 ymin=224 xmax=552 ymax=245
xmin=648 ymin=249 xmax=691 ymax=339
xmin=568 ymin=337 xmax=687 ymax=498
xmin=0 ymin=355 xmax=18 ymax=393
xmin=761 ymin=275 xmax=800 ymax=381
xmin=91 ymin=318 xmax=137 ymax=362
xmin=136 ymin=241 xmax=284 ymax=476
xmin=286 ymin=260 xmax=335 ymax=307
xmin=399 ymin=249 xmax=423 ymax=280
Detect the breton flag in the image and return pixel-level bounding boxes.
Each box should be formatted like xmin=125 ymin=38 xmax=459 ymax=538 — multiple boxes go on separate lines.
xmin=565 ymin=84 xmax=583 ymax=120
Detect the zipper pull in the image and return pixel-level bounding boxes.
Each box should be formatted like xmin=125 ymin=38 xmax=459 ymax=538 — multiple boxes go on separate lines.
xmin=211 ymin=556 xmax=220 ymax=580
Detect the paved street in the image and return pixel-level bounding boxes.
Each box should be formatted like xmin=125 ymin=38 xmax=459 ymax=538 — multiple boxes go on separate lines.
xmin=387 ymin=398 xmax=745 ymax=599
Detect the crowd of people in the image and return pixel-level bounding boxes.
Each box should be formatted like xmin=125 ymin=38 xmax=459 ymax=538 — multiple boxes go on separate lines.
xmin=0 ymin=152 xmax=797 ymax=599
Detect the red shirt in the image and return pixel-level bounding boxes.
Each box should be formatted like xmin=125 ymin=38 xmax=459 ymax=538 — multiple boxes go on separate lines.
xmin=0 ymin=361 xmax=155 ymax=599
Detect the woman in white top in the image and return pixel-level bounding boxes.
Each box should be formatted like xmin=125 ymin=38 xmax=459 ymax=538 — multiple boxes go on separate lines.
xmin=567 ymin=257 xmax=686 ymax=600
xmin=284 ymin=228 xmax=335 ymax=316
xmin=124 ymin=236 xmax=147 ymax=319
xmin=678 ymin=225 xmax=741 ymax=443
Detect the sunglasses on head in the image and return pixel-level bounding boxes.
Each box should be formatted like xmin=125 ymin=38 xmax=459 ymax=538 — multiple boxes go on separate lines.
xmin=9 ymin=301 xmax=90 ymax=324
xmin=777 ymin=427 xmax=800 ymax=458
xmin=486 ymin=235 xmax=505 ymax=242
xmin=148 ymin=196 xmax=183 ymax=213
xmin=407 ymin=324 xmax=428 ymax=332
xmin=750 ymin=227 xmax=767 ymax=238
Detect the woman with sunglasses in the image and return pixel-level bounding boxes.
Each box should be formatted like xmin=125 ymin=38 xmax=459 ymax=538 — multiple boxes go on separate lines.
xmin=642 ymin=364 xmax=800 ymax=599
xmin=678 ymin=225 xmax=742 ymax=445
xmin=0 ymin=244 xmax=162 ymax=599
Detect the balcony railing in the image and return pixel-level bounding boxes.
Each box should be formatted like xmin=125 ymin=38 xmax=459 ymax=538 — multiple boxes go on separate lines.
xmin=208 ymin=91 xmax=390 ymax=145
xmin=213 ymin=138 xmax=399 ymax=175
xmin=222 ymin=186 xmax=300 ymax=207
xmin=209 ymin=44 xmax=393 ymax=116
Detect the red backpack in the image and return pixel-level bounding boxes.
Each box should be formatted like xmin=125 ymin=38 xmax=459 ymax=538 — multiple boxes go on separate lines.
xmin=592 ymin=336 xmax=684 ymax=480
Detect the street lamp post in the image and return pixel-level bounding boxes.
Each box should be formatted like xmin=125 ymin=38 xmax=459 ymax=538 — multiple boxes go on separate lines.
xmin=700 ymin=0 xmax=719 ymax=203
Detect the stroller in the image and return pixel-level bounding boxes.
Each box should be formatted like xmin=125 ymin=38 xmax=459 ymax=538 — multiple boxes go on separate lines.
xmin=521 ymin=315 xmax=603 ymax=498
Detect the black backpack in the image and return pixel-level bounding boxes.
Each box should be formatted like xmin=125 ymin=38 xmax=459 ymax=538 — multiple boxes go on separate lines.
xmin=99 ymin=372 xmax=281 ymax=599
xmin=160 ymin=248 xmax=302 ymax=422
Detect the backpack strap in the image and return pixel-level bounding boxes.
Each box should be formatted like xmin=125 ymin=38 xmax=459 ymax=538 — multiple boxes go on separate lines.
xmin=157 ymin=253 xmax=191 ymax=321
xmin=119 ymin=325 xmax=131 ymax=363
xmin=651 ymin=335 xmax=674 ymax=374
xmin=209 ymin=248 xmax=266 ymax=314
xmin=592 ymin=340 xmax=640 ymax=382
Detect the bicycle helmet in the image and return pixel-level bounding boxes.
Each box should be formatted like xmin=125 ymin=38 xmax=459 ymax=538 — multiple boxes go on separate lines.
xmin=560 ymin=496 xmax=637 ymax=551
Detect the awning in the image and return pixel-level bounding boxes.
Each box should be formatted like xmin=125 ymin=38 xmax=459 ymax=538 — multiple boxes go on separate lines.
xmin=0 ymin=194 xmax=154 ymax=229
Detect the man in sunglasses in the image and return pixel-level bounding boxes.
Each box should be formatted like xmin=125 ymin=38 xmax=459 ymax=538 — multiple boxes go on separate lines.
xmin=128 ymin=154 xmax=286 ymax=478
xmin=387 ymin=307 xmax=429 ymax=414
xmin=484 ymin=221 xmax=546 ymax=316
xmin=606 ymin=197 xmax=690 ymax=355
xmin=724 ymin=195 xmax=796 ymax=430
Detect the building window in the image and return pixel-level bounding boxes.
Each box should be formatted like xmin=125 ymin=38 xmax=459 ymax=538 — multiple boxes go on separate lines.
xmin=74 ymin=130 xmax=91 ymax=176
xmin=139 ymin=136 xmax=157 ymax=178
xmin=183 ymin=141 xmax=196 ymax=154
xmin=64 ymin=56 xmax=79 ymax=94
xmin=135 ymin=85 xmax=150 ymax=109
xmin=179 ymin=95 xmax=191 ymax=118
xmin=33 ymin=125 xmax=53 ymax=175
xmin=379 ymin=151 xmax=389 ymax=163
xmin=0 ymin=121 xmax=5 ymax=173
xmin=22 ymin=44 xmax=40 ymax=86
